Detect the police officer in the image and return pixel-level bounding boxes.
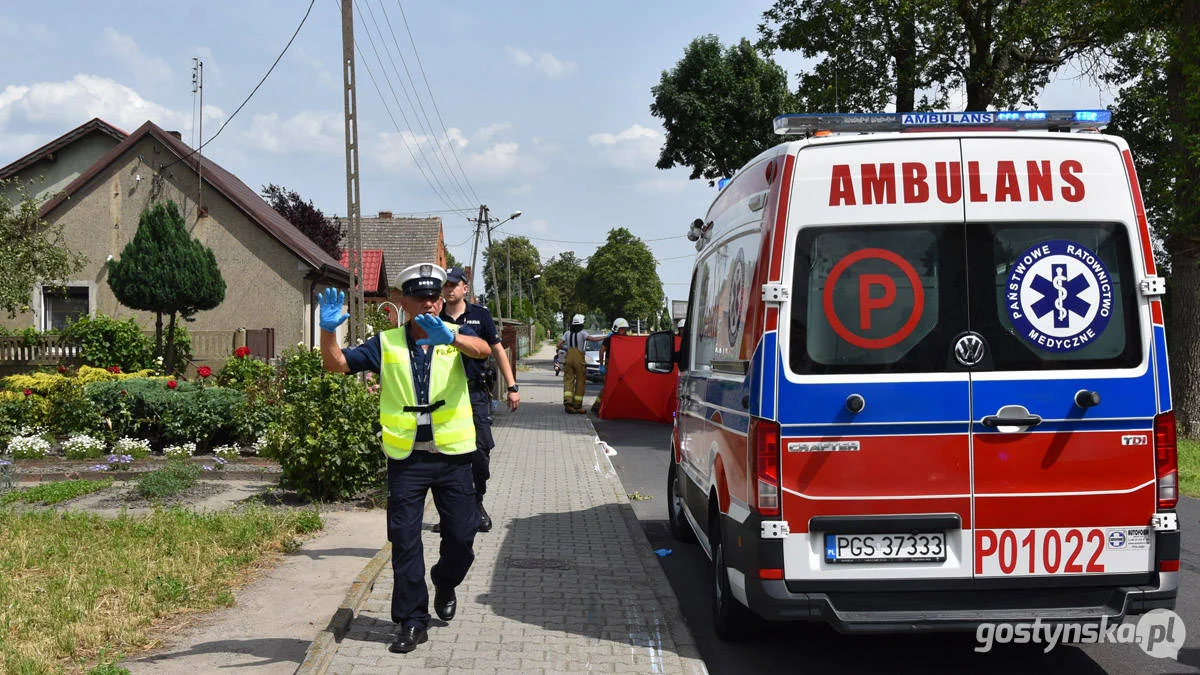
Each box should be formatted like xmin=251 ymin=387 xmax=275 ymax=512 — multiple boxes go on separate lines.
xmin=317 ymin=263 xmax=491 ymax=655
xmin=438 ymin=266 xmax=518 ymax=533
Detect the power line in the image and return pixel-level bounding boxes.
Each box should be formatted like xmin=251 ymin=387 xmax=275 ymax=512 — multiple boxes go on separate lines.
xmin=359 ymin=0 xmax=475 ymax=208
xmin=159 ymin=0 xmax=317 ymax=173
xmin=489 ymin=227 xmax=689 ymax=245
xmin=394 ymin=0 xmax=481 ymax=205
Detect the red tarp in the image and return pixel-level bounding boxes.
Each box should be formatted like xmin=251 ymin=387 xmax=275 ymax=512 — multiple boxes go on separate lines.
xmin=597 ymin=334 xmax=679 ymax=424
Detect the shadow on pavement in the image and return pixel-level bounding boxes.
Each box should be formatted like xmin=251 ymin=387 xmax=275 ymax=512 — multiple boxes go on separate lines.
xmin=133 ymin=637 xmax=309 ymax=668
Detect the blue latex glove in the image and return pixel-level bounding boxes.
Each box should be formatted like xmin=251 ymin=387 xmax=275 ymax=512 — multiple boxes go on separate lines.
xmin=317 ymin=288 xmax=348 ymax=332
xmin=414 ymin=313 xmax=456 ymax=346
xmin=599 ymin=365 xmax=607 ymax=376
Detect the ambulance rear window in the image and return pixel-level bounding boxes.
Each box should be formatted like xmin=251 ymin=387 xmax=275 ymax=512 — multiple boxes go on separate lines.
xmin=967 ymin=222 xmax=1141 ymax=370
xmin=789 ymin=225 xmax=967 ymax=374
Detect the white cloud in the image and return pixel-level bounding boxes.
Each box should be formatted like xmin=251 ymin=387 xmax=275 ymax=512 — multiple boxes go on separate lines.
xmin=588 ymin=123 xmax=662 ymax=170
xmin=505 ymin=46 xmax=576 ymax=78
xmin=97 ymin=28 xmax=173 ymax=91
xmin=236 ymin=111 xmax=343 ymax=155
xmin=473 ymin=123 xmax=511 ymax=143
xmin=0 ymin=17 xmax=53 ymax=44
xmin=0 ymin=74 xmax=192 ymax=133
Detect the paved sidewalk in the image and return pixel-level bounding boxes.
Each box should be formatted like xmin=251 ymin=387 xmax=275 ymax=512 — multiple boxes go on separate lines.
xmin=318 ymin=343 xmax=706 ymax=674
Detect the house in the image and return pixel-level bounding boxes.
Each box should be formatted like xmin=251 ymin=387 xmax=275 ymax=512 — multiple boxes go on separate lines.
xmin=341 ymin=211 xmax=446 ymax=308
xmin=0 ymin=119 xmax=349 ymax=366
xmin=0 ymin=118 xmax=128 ymax=203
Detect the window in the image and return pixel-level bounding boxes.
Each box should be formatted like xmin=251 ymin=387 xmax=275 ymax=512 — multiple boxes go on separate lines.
xmin=42 ymin=285 xmax=90 ymax=331
xmin=789 ymin=225 xmax=967 ymax=375
xmin=967 ymin=222 xmax=1140 ymax=370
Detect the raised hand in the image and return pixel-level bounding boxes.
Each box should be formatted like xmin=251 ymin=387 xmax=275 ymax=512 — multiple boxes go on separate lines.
xmin=317 ymin=288 xmax=349 ymax=332
xmin=414 ymin=313 xmax=455 ymax=346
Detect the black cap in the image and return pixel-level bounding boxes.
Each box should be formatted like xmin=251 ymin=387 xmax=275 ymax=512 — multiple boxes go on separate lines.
xmin=446 ymin=266 xmax=468 ymax=284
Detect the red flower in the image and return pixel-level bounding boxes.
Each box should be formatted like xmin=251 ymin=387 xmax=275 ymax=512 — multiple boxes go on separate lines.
xmin=167 ymin=380 xmax=178 ymax=389
xmin=234 ymin=346 xmax=251 ymax=358
xmin=57 ymin=365 xmax=67 ymax=374
xmin=22 ymin=388 xmax=32 ymax=396
xmin=107 ymin=366 xmax=122 ymax=374
xmin=119 ymin=390 xmax=127 ymax=396
xmin=197 ymin=365 xmax=212 ymax=378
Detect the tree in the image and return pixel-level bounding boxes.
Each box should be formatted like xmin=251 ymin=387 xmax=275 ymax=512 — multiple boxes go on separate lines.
xmin=444 ymin=248 xmax=460 ymax=271
xmin=541 ymin=252 xmax=587 ymax=331
xmin=261 ymin=184 xmax=343 ymax=259
xmin=0 ymin=179 xmax=86 ymax=318
xmin=760 ymin=0 xmax=1112 ymax=111
xmin=1100 ymin=3 xmax=1200 ymax=437
xmin=482 ymin=236 xmax=540 ymax=319
xmin=107 ymin=201 xmax=226 ymax=373
xmin=650 ymin=36 xmax=797 ymax=185
xmin=580 ymin=228 xmax=664 ymax=327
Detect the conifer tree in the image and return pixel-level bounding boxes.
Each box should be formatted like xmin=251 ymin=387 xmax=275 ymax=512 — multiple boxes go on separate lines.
xmin=107 ymin=201 xmax=226 ymax=372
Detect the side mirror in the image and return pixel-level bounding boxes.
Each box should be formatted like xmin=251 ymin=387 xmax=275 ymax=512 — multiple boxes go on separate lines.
xmin=644 ymin=330 xmax=676 ymax=374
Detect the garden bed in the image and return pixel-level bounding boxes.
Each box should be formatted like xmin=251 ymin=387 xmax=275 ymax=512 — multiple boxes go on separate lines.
xmin=8 ymin=455 xmax=281 ymax=482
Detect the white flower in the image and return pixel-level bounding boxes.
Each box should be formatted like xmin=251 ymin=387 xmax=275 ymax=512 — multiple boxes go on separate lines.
xmin=114 ymin=437 xmax=152 ymax=457
xmin=163 ymin=442 xmax=197 ymax=459
xmin=8 ymin=435 xmax=52 ymax=459
xmin=61 ymin=434 xmax=105 ymax=459
xmin=212 ymin=444 xmax=240 ymax=461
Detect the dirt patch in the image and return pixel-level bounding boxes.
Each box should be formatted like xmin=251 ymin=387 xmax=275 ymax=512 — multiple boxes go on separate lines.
xmin=90 ymin=480 xmax=232 ymax=509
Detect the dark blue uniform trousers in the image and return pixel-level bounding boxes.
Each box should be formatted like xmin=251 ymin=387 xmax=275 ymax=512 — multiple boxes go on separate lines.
xmin=469 ymin=388 xmax=496 ymax=499
xmin=387 ymin=451 xmax=478 ymax=628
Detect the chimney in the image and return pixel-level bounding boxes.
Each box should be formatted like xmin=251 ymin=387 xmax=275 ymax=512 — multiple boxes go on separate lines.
xmin=168 ymin=130 xmax=182 ymax=140
xmin=378 ymin=211 xmax=393 ymax=219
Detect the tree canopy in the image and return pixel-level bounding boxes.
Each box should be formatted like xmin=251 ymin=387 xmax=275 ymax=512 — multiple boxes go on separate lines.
xmin=541 ymin=252 xmax=587 ymax=330
xmin=107 ymin=201 xmax=226 ymax=373
xmin=579 ymin=228 xmax=664 ymax=327
xmin=650 ymin=35 xmax=796 ymax=184
xmin=481 ymin=235 xmax=541 ymax=320
xmin=261 ymin=183 xmax=343 ymax=259
xmin=0 ymin=179 xmax=86 ymax=318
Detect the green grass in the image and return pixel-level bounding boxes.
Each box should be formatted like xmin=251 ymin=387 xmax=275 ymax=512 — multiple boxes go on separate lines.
xmin=1 ymin=479 xmax=113 ymax=506
xmin=134 ymin=461 xmax=200 ymax=500
xmin=1178 ymin=437 xmax=1200 ymax=498
xmin=0 ymin=506 xmax=323 ymax=673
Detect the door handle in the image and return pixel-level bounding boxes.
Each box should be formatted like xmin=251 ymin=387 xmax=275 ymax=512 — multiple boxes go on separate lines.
xmin=981 ymin=414 xmax=1042 ymax=428
xmin=981 ymin=404 xmax=1042 ymax=430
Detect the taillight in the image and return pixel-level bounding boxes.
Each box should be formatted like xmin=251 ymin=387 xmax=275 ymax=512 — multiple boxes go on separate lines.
xmin=1154 ymin=411 xmax=1177 ymax=510
xmin=750 ymin=418 xmax=781 ymax=516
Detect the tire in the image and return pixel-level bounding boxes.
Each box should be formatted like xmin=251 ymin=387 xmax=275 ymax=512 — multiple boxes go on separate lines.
xmin=711 ymin=518 xmax=755 ymax=641
xmin=667 ymin=458 xmax=697 ymax=543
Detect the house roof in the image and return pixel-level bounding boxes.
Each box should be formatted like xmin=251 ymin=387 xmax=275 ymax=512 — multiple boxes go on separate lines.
xmin=0 ymin=118 xmax=128 ymax=181
xmin=345 ymin=215 xmax=443 ymax=288
xmin=338 ymin=249 xmax=387 ymax=295
xmin=40 ymin=120 xmax=349 ymax=285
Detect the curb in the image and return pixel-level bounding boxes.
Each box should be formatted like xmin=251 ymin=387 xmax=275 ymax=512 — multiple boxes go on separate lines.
xmin=296 ymin=542 xmax=392 ymax=675
xmin=587 ymin=416 xmax=710 ymax=675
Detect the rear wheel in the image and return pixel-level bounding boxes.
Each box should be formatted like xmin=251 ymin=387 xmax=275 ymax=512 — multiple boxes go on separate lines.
xmin=711 ymin=518 xmax=754 ymax=640
xmin=667 ymin=457 xmax=696 ymax=543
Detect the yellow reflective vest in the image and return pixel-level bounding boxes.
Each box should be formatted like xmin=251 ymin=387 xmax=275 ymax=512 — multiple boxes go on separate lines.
xmin=378 ymin=327 xmax=476 ymax=459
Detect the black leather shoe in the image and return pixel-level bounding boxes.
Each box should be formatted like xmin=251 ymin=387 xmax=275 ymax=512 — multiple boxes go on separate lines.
xmin=478 ymin=505 xmax=492 ymax=532
xmin=389 ymin=625 xmax=428 ymax=653
xmin=431 ymin=521 xmax=441 ymax=533
xmin=434 ymin=585 xmax=457 ymax=621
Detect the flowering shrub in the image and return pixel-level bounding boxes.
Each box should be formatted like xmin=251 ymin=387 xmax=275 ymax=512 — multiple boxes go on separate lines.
xmin=167 ymin=380 xmax=178 ymax=390
xmin=107 ymin=454 xmax=134 ymax=470
xmin=114 ymin=437 xmax=152 ymax=459
xmin=235 ymin=346 xmax=251 ymax=358
xmin=212 ymin=444 xmax=240 ymax=461
xmin=8 ymin=433 xmax=52 ymax=459
xmin=61 ymin=313 xmax=154 ymax=372
xmin=197 ymin=365 xmax=212 ymax=379
xmin=162 ymin=442 xmax=196 ymax=459
xmin=217 ymin=350 xmax=272 ymax=391
xmin=61 ymin=434 xmax=106 ymax=459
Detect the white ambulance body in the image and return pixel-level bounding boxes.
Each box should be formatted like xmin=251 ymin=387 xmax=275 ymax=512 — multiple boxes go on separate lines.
xmin=645 ymin=110 xmax=1179 ymax=638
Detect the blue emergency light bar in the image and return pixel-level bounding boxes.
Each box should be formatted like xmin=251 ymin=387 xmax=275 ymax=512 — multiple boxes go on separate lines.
xmin=773 ymin=109 xmax=1111 ymax=135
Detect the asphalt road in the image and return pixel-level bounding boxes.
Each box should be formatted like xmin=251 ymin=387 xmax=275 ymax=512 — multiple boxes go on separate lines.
xmin=593 ymin=414 xmax=1200 ymax=675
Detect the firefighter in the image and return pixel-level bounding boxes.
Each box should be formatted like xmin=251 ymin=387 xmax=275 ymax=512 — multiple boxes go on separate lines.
xmin=317 ymin=263 xmax=491 ymax=655
xmin=556 ymin=314 xmax=602 ymax=413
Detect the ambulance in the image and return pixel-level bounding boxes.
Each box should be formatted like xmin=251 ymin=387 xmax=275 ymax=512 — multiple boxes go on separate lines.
xmin=643 ymin=110 xmax=1180 ymax=639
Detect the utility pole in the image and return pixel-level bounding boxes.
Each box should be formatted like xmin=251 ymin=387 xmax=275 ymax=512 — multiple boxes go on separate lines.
xmin=506 ymin=244 xmax=512 ymax=319
xmin=484 ymin=211 xmax=503 ymax=322
xmin=192 ymin=58 xmax=204 ymax=216
xmin=468 ymin=207 xmax=484 ymax=303
xmin=341 ymin=0 xmax=364 ymax=343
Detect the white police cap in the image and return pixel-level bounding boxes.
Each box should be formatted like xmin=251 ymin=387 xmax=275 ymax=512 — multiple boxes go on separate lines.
xmin=397 ymin=263 xmax=447 ymax=297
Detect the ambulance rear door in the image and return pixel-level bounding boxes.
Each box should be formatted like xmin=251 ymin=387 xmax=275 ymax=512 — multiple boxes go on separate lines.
xmin=778 ymin=137 xmax=975 ymax=582
xmin=960 ymin=136 xmax=1158 ymax=581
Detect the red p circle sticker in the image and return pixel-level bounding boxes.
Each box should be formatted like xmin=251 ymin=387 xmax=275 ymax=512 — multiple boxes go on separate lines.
xmin=823 ymin=248 xmax=925 ymax=349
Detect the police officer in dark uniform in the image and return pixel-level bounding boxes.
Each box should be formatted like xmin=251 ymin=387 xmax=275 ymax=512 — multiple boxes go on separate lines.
xmin=317 ymin=263 xmax=491 ymax=655
xmin=438 ymin=266 xmax=519 ymax=533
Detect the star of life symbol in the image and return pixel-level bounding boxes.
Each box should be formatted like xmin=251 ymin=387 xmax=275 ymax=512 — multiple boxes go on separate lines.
xmin=1006 ymin=240 xmax=1114 ymax=353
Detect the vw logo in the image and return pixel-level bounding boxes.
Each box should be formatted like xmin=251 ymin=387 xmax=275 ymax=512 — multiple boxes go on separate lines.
xmin=954 ymin=333 xmax=986 ymax=367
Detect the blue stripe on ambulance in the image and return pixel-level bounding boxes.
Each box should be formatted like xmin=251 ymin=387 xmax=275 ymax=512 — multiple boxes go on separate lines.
xmin=1154 ymin=324 xmax=1172 ymax=413
xmin=774 ymin=379 xmax=970 ymax=426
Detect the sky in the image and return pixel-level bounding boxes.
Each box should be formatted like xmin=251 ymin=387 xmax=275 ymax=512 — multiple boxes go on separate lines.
xmin=0 ymin=1 xmax=1115 ymax=310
